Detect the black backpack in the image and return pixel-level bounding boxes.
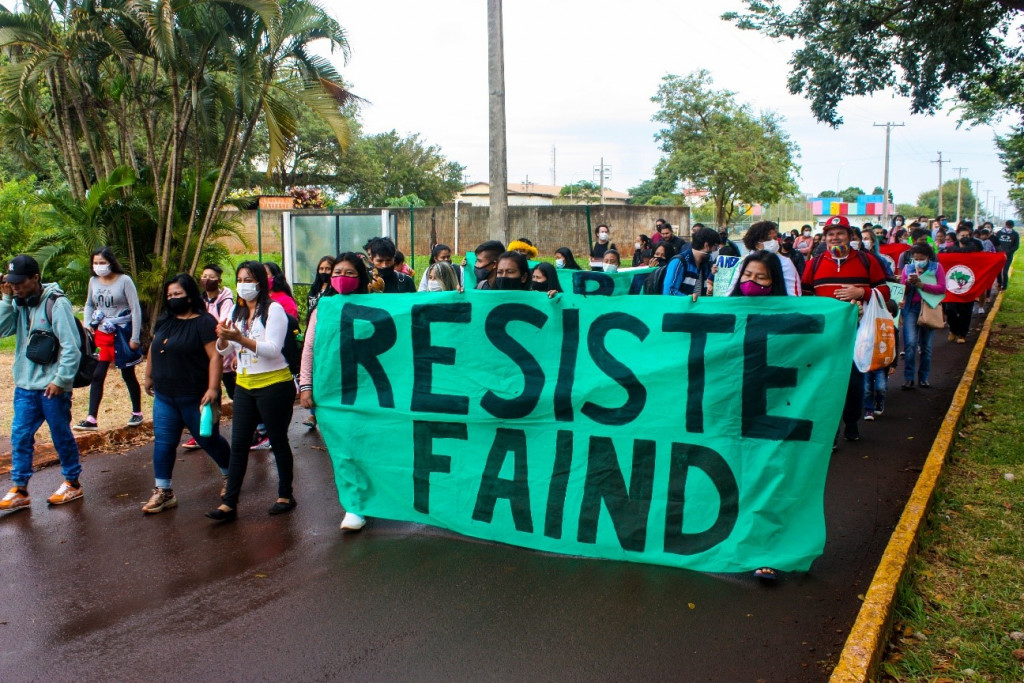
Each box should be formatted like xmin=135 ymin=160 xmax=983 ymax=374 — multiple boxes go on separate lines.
xmin=42 ymin=292 xmax=98 ymax=389
xmin=643 ymin=254 xmax=683 ymax=295
xmin=259 ymin=306 xmax=303 ymax=375
xmin=282 ymin=313 xmax=303 ymax=375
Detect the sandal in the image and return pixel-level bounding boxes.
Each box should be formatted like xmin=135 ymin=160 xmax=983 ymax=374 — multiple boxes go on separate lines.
xmin=753 ymin=567 xmax=779 ymax=580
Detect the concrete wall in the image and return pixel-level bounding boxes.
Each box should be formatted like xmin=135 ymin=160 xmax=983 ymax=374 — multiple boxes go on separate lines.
xmin=221 ymin=204 xmax=691 ymax=263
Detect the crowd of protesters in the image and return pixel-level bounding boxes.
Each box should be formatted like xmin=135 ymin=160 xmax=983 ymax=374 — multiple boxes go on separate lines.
xmin=0 ymin=214 xmax=1017 ymax=575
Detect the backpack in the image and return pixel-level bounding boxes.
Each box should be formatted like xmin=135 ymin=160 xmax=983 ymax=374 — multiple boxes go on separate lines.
xmin=282 ymin=313 xmax=303 ymax=375
xmin=643 ymin=254 xmax=683 ymax=294
xmin=42 ymin=292 xmax=98 ymax=389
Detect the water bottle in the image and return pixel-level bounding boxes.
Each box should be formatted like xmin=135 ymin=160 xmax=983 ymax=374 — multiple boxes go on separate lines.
xmin=199 ymin=403 xmax=214 ymax=437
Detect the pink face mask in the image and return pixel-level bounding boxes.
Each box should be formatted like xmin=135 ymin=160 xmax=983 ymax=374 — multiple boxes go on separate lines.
xmin=739 ymin=280 xmax=772 ymax=296
xmin=332 ymin=275 xmax=359 ymax=294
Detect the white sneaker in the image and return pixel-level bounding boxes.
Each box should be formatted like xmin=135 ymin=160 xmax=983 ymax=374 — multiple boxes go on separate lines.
xmin=340 ymin=512 xmax=366 ymax=530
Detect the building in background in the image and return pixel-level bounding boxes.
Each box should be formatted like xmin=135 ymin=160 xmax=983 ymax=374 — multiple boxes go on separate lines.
xmin=458 ymin=182 xmax=630 ymax=207
xmin=808 ymin=194 xmax=897 ymax=228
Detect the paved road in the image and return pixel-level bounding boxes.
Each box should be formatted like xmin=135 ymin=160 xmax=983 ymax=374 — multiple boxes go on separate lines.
xmin=0 ymin=329 xmax=978 ymax=682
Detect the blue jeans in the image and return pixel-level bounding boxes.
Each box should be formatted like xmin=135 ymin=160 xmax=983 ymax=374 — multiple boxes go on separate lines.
xmin=10 ymin=387 xmax=81 ymax=487
xmin=152 ymin=392 xmax=230 ymax=489
xmin=903 ymin=301 xmax=935 ymax=383
xmin=863 ymin=369 xmax=888 ymax=413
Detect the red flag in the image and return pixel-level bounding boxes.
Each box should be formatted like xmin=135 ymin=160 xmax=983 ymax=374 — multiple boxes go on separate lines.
xmin=937 ymin=252 xmax=1007 ymax=303
xmin=879 ymin=243 xmax=910 ymax=275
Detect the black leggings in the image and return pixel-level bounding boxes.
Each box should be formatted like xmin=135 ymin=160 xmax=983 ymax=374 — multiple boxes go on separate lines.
xmin=223 ymin=379 xmax=296 ymax=508
xmin=944 ymin=302 xmax=973 ymax=338
xmin=88 ymin=361 xmax=142 ymax=417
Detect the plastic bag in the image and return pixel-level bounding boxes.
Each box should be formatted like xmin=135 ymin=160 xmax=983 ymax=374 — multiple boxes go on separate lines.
xmin=854 ymin=290 xmax=896 ymax=372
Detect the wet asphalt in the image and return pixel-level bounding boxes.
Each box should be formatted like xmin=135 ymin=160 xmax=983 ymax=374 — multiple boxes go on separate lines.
xmin=0 ymin=328 xmax=977 ymax=682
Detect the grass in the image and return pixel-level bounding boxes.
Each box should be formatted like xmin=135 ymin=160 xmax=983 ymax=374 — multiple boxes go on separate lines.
xmin=882 ymin=253 xmax=1024 ymax=682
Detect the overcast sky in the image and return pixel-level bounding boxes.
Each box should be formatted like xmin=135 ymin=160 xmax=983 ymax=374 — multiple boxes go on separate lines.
xmin=317 ymin=0 xmax=1015 ymax=216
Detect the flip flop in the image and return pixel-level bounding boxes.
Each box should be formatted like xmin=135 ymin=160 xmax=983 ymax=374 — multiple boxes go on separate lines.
xmin=753 ymin=567 xmax=779 ymax=580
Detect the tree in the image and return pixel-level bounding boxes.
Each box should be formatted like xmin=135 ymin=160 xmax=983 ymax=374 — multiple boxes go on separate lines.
xmin=0 ymin=0 xmax=354 ymax=291
xmin=344 ymin=131 xmax=464 ymax=208
xmin=872 ymin=186 xmax=894 ymax=203
xmin=839 ymin=186 xmax=865 ymax=202
xmin=723 ymin=1 xmax=1024 ymax=126
xmin=627 ymin=177 xmax=681 ymax=205
xmin=651 ymin=70 xmax=799 ymax=226
xmin=558 ymin=180 xmax=601 ymax=204
xmin=996 ymin=126 xmax=1024 ymax=218
xmin=817 ymin=190 xmax=838 ymax=198
xmin=914 ymin=180 xmax=978 ymax=219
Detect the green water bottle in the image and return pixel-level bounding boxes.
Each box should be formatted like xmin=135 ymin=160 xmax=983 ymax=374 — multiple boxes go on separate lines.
xmin=199 ymin=403 xmax=214 ymax=437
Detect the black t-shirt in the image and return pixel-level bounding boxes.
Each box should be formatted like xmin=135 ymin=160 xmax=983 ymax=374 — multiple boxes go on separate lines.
xmin=151 ymin=313 xmax=219 ymax=397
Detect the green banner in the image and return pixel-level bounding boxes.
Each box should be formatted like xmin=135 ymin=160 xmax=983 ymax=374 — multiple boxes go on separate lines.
xmin=313 ymin=292 xmax=857 ymax=573
xmin=555 ymin=267 xmax=655 ymax=296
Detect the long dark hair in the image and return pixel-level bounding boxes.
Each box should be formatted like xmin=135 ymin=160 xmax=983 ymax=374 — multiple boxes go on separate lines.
xmin=91 ymin=246 xmax=125 ymax=276
xmin=532 ymin=262 xmax=562 ymax=292
xmin=157 ymin=273 xmax=207 ymax=324
xmin=335 ymin=252 xmax=371 ymax=294
xmin=430 ymin=243 xmax=453 ymax=265
xmin=311 ymin=255 xmax=335 ymax=291
xmin=232 ymin=260 xmax=271 ymax=325
xmin=729 ymin=251 xmax=788 ymax=297
xmin=263 ymin=261 xmax=294 ymax=298
xmin=555 ymin=247 xmax=582 ymax=270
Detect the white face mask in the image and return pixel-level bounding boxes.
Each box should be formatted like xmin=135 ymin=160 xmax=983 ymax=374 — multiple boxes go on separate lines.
xmin=634 ymin=242 xmax=642 ymax=250
xmin=236 ymin=282 xmax=260 ymax=301
xmin=597 ymin=232 xmax=609 ymax=242
xmin=761 ymin=239 xmax=779 ymax=254
xmin=803 ymin=230 xmax=811 ymax=236
xmin=94 ymin=264 xmax=112 ymax=277
xmin=555 ymin=258 xmax=565 ymax=269
xmin=850 ymin=240 xmax=861 ymax=250
xmin=603 ymin=263 xmax=619 ymax=273
xmin=426 ymin=280 xmax=442 ymax=292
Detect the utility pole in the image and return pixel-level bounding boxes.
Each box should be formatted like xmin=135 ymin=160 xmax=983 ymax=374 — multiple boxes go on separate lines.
xmin=985 ymin=190 xmax=992 ymax=221
xmin=974 ymin=180 xmax=983 ymax=225
xmin=873 ymin=122 xmax=904 ymax=227
xmin=550 ymin=146 xmax=556 ymax=186
xmin=932 ymin=152 xmax=948 ymax=215
xmin=953 ymin=167 xmax=967 ymax=224
xmin=487 ymin=0 xmax=508 ymax=244
xmin=593 ymin=158 xmax=611 ymax=205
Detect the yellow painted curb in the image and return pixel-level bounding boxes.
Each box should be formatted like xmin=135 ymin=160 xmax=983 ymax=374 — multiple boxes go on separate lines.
xmin=830 ymin=286 xmax=1009 ymax=682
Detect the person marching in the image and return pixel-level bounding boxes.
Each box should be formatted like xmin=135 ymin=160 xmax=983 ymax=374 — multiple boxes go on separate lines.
xmin=801 ymin=216 xmax=890 ymax=443
xmin=0 ymin=256 xmax=85 ymax=510
xmin=142 ymin=274 xmax=231 ymax=513
xmin=298 ymin=253 xmax=373 ymax=530
xmin=75 ymin=247 xmax=143 ymax=431
xmin=206 ymin=261 xmax=296 ymax=522
xmin=182 ymin=263 xmax=235 ymax=451
xmin=900 ymin=244 xmax=946 ymax=389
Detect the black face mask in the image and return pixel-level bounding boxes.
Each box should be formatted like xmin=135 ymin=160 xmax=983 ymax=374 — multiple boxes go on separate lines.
xmin=959 ymin=236 xmax=970 ymax=245
xmin=531 ymin=280 xmax=548 ymax=292
xmin=493 ymin=276 xmax=527 ymax=291
xmin=166 ymin=297 xmax=191 ymax=315
xmin=15 ymin=292 xmax=42 ymax=308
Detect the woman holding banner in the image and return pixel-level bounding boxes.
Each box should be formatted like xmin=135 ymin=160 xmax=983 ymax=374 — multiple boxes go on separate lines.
xmin=206 ymin=261 xmax=296 ymax=522
xmin=900 ymin=244 xmax=946 ymax=388
xmin=554 ymin=247 xmax=583 ymax=271
xmin=298 ymin=253 xmax=373 ymax=530
xmin=727 ymin=251 xmax=789 ymax=297
xmin=531 ymin=263 xmax=562 ymax=295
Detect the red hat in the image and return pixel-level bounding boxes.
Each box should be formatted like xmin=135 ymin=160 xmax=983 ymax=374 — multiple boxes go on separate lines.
xmin=823 ymin=215 xmax=850 ymax=228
